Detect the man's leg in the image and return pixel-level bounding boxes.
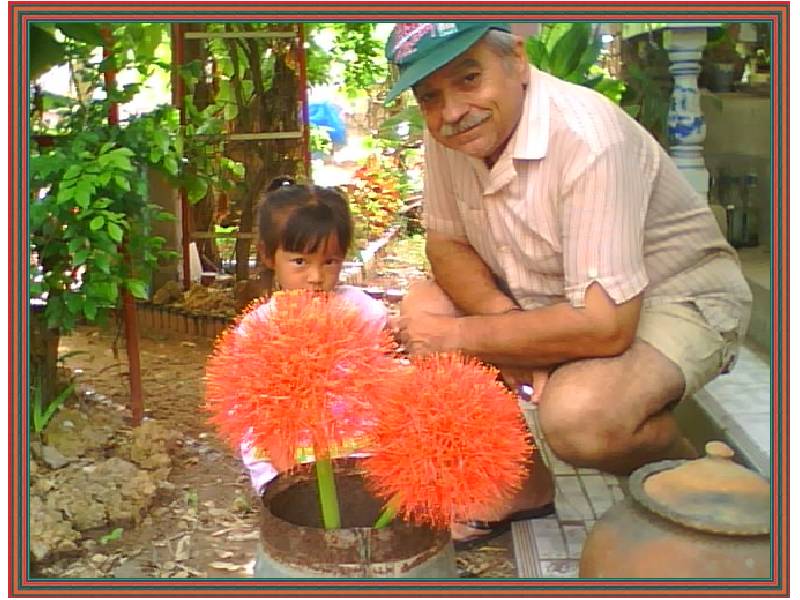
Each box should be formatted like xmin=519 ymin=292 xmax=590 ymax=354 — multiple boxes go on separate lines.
xmin=454 ymin=335 xmax=697 ymax=542
xmin=537 ymin=303 xmax=734 ymax=475
xmin=537 ymin=339 xmax=695 ymax=475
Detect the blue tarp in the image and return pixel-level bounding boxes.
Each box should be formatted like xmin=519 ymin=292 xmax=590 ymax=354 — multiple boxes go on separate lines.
xmin=308 ymin=101 xmax=347 ymax=146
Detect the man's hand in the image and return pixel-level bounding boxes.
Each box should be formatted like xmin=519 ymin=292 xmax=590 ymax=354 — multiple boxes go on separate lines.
xmin=398 ymin=311 xmax=462 ymax=356
xmin=500 ymin=367 xmax=552 ymax=404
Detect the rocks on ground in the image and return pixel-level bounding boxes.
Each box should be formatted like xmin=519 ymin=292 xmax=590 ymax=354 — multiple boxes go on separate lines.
xmin=29 ymin=395 xmax=181 ymax=566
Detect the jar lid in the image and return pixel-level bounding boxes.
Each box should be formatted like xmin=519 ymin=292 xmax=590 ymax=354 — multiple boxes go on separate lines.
xmin=629 ymin=441 xmax=770 ymax=536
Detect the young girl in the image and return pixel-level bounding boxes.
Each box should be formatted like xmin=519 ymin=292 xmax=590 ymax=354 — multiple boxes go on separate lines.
xmin=240 ymin=176 xmax=388 ymax=493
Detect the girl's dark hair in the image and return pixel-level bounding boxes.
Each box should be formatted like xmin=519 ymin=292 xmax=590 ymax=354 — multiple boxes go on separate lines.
xmin=257 ymin=176 xmax=352 ymax=261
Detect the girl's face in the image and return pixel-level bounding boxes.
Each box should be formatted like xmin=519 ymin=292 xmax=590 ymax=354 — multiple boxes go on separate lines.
xmin=265 ymin=235 xmax=345 ymax=292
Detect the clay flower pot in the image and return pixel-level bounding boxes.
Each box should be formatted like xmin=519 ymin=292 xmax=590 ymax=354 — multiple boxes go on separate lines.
xmin=254 ymin=459 xmax=456 ymax=578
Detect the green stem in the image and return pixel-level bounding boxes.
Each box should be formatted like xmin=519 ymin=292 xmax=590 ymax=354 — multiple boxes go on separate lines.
xmin=314 ymin=457 xmax=341 ymax=529
xmin=32 ymin=382 xmax=43 ymax=433
xmin=374 ymin=497 xmax=399 ymax=529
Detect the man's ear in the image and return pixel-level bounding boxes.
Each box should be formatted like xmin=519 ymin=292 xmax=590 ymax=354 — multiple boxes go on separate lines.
xmin=511 ymin=36 xmax=530 ymax=81
xmin=258 ymin=242 xmax=274 ymax=269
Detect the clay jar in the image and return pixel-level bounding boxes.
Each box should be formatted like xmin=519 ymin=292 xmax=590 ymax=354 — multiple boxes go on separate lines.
xmin=579 ymin=441 xmax=770 ymax=579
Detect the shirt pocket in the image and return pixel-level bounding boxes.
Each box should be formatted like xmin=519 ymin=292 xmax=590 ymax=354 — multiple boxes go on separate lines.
xmin=500 ymin=193 xmax=564 ymax=278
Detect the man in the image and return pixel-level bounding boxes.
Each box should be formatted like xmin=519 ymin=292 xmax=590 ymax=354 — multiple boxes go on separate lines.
xmin=384 ymin=22 xmax=752 ymax=548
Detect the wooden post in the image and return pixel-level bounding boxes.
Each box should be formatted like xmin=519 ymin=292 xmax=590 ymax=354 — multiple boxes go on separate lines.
xmin=172 ymin=23 xmax=193 ymax=291
xmin=103 ymin=27 xmax=144 ymax=426
xmin=295 ymin=23 xmax=311 ymax=178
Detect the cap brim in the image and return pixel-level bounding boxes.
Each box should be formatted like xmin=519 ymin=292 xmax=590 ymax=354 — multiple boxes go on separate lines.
xmin=384 ymin=27 xmax=489 ymax=104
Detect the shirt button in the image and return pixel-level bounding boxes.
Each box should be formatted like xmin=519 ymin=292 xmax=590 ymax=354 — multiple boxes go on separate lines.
xmin=587 ymin=267 xmax=598 ymax=278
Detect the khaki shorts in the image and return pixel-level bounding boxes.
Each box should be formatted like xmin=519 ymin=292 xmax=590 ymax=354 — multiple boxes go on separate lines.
xmin=636 ymin=302 xmax=743 ymax=400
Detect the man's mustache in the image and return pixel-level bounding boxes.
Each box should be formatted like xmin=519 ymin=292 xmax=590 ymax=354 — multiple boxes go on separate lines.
xmin=439 ymin=110 xmax=491 ymax=136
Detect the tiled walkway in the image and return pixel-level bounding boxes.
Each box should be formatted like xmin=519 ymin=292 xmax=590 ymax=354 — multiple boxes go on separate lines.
xmin=512 ymin=404 xmax=625 ymax=578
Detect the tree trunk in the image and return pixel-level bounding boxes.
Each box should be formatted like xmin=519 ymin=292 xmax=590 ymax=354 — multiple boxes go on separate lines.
xmin=230 ymin=28 xmax=302 ymax=283
xmin=29 ymin=307 xmax=60 ymax=414
xmin=185 ymin=24 xmax=220 ymax=270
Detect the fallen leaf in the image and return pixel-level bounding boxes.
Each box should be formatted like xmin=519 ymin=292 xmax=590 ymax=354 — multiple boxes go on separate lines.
xmin=174 ymin=535 xmax=191 ymax=561
xmin=210 ymin=528 xmax=232 ymax=537
xmin=208 ymin=561 xmax=245 ymax=572
xmin=227 ymin=530 xmax=259 ymax=541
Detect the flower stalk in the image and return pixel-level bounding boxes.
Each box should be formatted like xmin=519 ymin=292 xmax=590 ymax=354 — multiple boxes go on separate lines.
xmin=373 ymin=496 xmax=399 ymax=529
xmin=314 ymin=455 xmax=341 ymax=529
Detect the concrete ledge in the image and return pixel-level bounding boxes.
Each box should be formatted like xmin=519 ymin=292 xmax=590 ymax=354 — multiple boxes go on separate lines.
xmin=690 ymin=342 xmax=771 ymax=477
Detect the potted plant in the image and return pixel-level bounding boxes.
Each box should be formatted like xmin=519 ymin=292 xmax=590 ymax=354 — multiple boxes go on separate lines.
xmin=701 ymin=25 xmax=746 ymax=93
xmin=204 ymin=290 xmax=533 ymax=578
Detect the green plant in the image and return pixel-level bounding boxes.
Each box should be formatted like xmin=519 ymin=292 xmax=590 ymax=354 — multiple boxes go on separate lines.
xmin=618 ymin=39 xmax=672 ymax=147
xmin=525 ymin=23 xmax=626 ymax=103
xmin=29 ymin=23 xmax=185 ymax=415
xmin=100 ymin=527 xmax=125 ymax=546
xmin=99 ymin=528 xmax=124 ymax=545
xmin=309 ymin=125 xmax=333 ymax=157
xmin=30 ymin=109 xmax=180 ymax=331
xmin=30 ymin=380 xmax=74 ymax=434
xmin=306 ymin=23 xmax=384 ymax=97
xmin=30 ymin=23 xmax=184 ymax=330
xmin=348 ymin=156 xmax=405 ymax=250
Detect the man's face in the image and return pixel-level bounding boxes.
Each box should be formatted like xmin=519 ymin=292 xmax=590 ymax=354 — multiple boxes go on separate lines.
xmin=413 ymin=37 xmax=528 ymax=165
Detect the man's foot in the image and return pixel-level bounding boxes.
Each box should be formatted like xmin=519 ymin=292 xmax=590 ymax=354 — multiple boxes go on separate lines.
xmin=452 ymin=503 xmax=556 ymax=551
xmin=451 ymin=451 xmax=555 ymax=549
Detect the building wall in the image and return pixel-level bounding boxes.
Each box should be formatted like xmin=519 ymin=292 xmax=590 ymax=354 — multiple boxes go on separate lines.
xmin=700 ymin=91 xmax=771 ymax=248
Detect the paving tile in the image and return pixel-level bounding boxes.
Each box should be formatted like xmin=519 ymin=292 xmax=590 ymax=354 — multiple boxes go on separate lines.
xmin=601 ymin=473 xmax=628 ymax=493
xmin=715 ymin=389 xmax=771 ymax=417
xmin=511 ymin=520 xmax=541 ymax=578
xmin=530 ymin=517 xmax=567 ymax=559
xmin=704 ymin=380 xmax=771 ymax=415
xmin=561 ymin=524 xmax=587 ymax=559
xmin=609 ymin=484 xmax=626 ymax=502
xmin=538 ymin=559 xmax=580 ymax=578
xmin=550 ymin=455 xmax=577 ymax=476
xmin=725 ymin=411 xmax=772 ymax=457
xmin=554 ymin=475 xmax=594 ymax=522
xmin=576 ymin=467 xmax=604 ymax=476
xmin=578 ymin=474 xmax=616 ymax=519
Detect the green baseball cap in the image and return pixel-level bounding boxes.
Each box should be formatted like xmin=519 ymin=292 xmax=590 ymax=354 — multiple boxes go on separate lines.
xmin=384 ymin=22 xmax=512 ymax=103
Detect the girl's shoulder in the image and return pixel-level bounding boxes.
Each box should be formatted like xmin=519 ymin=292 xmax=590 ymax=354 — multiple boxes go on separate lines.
xmin=233 ymin=296 xmax=274 ymax=333
xmin=335 ymin=285 xmax=388 ymax=328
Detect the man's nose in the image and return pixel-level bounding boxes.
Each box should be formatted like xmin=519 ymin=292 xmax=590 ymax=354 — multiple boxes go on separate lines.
xmin=441 ymin=92 xmax=468 ymax=124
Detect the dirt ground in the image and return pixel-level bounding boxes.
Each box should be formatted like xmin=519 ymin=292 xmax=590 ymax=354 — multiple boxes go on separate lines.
xmin=34 ymin=236 xmax=516 ymax=580
xmin=46 ymin=326 xmax=261 ymax=579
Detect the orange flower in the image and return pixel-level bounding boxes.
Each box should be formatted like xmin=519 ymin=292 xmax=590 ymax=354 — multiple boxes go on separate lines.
xmin=362 ymin=353 xmax=533 ymax=528
xmin=204 ymin=289 xmax=396 ymax=471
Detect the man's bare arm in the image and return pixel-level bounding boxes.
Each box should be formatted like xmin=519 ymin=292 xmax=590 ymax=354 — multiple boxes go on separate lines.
xmin=457 ymin=283 xmax=642 ymax=366
xmin=426 ymin=231 xmax=517 ymax=315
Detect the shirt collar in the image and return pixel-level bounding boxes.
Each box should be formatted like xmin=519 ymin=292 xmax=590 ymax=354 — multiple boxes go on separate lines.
xmin=513 ymin=65 xmax=550 ymax=161
xmin=476 ymin=66 xmax=549 ymax=195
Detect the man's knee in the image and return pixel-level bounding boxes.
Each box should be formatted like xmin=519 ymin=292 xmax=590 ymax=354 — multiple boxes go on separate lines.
xmin=400 ymin=280 xmax=460 ymax=317
xmin=537 ymin=375 xmax=630 ymax=467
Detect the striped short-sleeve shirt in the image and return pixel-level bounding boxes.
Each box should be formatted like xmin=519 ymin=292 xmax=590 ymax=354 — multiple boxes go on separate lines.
xmin=422 ymin=66 xmax=752 ymax=336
